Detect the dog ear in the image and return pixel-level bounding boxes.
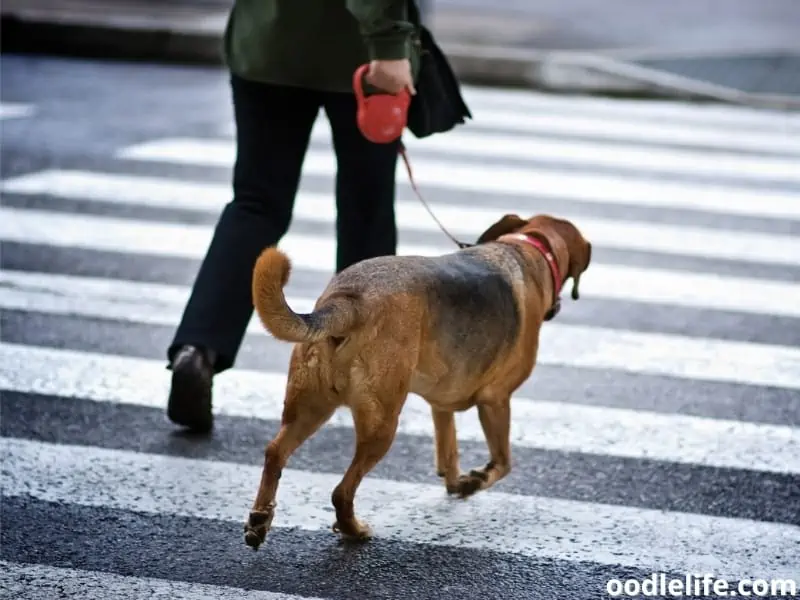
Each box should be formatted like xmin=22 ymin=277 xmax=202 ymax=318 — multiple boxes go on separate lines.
xmin=476 ymin=214 xmax=528 ymax=244
xmin=569 ymin=241 xmax=591 ymax=300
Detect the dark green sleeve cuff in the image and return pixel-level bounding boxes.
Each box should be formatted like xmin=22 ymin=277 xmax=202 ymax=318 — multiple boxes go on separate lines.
xmin=366 ymin=35 xmax=410 ymax=60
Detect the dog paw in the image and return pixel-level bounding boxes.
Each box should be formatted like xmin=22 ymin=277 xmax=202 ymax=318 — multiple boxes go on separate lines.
xmin=243 ymin=506 xmax=275 ymax=551
xmin=446 ymin=469 xmax=488 ymax=498
xmin=332 ymin=518 xmax=373 ymax=541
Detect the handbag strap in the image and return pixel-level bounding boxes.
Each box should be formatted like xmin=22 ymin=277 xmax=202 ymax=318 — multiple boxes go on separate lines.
xmin=407 ymin=0 xmax=421 ymax=26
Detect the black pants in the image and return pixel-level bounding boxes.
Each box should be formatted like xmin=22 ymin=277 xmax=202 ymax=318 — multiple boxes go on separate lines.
xmin=168 ymin=74 xmax=401 ymax=372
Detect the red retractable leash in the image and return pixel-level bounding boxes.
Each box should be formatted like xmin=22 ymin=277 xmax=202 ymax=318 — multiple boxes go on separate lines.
xmin=353 ymin=64 xmax=471 ymax=249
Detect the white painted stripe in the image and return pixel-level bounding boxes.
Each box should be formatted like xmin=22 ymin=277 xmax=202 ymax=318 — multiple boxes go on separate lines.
xmin=3 ymin=437 xmax=798 ymax=580
xmin=0 ymin=265 xmax=789 ymax=329
xmin=0 ymin=269 xmax=315 ymax=319
xmin=3 ymin=207 xmax=800 ymax=320
xmin=3 ymin=268 xmax=800 ymax=390
xmin=0 ymin=561 xmax=321 ymax=600
xmin=6 ymin=264 xmax=800 ymax=389
xmin=221 ymin=103 xmax=800 ymax=154
xmin=2 ymin=342 xmax=798 ymax=475
xmin=0 ymin=102 xmax=35 ymax=120
xmin=408 ymin=111 xmax=800 ymax=155
xmin=5 ymin=169 xmax=800 ymax=267
xmin=117 ymin=138 xmax=800 ymax=220
xmin=460 ymin=99 xmax=800 ymax=155
xmin=308 ymin=121 xmax=800 ymax=184
xmin=459 ymin=85 xmax=800 ymax=131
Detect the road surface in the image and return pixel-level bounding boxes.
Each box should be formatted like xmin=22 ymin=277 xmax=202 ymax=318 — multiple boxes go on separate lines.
xmin=1 ymin=54 xmax=799 ymax=600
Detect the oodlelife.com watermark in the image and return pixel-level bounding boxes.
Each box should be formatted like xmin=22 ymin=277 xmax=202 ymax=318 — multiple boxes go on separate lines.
xmin=606 ymin=573 xmax=798 ymax=597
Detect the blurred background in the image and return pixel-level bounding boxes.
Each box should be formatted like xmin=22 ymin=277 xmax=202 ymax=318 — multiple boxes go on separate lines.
xmin=2 ymin=0 xmax=799 ymax=100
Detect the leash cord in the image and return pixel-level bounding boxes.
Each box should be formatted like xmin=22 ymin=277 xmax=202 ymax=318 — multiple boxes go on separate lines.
xmin=398 ymin=142 xmax=473 ymax=249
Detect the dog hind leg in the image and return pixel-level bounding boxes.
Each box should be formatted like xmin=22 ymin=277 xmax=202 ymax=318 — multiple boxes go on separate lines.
xmin=244 ymin=386 xmax=337 ymax=551
xmin=330 ymin=387 xmax=407 ymax=541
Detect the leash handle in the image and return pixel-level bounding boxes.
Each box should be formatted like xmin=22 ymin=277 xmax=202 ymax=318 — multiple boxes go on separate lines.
xmin=353 ymin=63 xmax=410 ymax=145
xmin=398 ymin=142 xmax=472 ymax=249
xmin=352 ymin=64 xmax=369 ymax=103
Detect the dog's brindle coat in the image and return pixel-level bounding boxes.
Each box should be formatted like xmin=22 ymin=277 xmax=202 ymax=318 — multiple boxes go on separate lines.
xmin=243 ymin=214 xmax=592 ymax=549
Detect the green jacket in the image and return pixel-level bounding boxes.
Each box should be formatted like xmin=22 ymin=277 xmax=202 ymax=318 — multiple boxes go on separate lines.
xmin=222 ymin=0 xmax=421 ymax=93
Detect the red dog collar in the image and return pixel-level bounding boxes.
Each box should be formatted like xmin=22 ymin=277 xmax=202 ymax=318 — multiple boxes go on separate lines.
xmin=353 ymin=63 xmax=410 ymax=144
xmin=501 ymin=232 xmax=563 ymax=320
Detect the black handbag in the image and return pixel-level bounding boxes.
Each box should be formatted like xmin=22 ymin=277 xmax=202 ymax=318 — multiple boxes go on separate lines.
xmin=405 ymin=1 xmax=472 ymax=138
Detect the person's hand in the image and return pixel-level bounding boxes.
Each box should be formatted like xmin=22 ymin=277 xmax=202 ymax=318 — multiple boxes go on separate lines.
xmin=366 ymin=59 xmax=416 ymax=95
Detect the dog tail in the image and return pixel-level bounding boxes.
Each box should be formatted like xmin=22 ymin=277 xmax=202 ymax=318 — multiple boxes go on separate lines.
xmin=252 ymin=247 xmax=361 ymax=343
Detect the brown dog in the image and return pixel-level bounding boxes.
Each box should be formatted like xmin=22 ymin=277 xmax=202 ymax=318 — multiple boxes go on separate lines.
xmin=242 ymin=214 xmax=592 ymax=550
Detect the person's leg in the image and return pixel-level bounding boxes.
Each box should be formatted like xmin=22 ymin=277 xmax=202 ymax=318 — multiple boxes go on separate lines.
xmin=322 ymin=91 xmax=401 ymax=273
xmin=167 ymin=74 xmax=321 ymax=432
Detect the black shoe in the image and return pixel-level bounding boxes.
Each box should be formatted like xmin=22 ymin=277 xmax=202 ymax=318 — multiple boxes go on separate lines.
xmin=167 ymin=345 xmax=214 ymax=433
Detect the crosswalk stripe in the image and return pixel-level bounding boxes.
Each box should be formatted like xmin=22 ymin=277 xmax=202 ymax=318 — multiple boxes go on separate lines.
xmin=116 ymin=138 xmax=800 ymax=219
xmin=2 ymin=265 xmax=796 ymax=328
xmin=2 ymin=342 xmax=798 ymax=474
xmin=221 ymin=104 xmax=800 ymax=154
xmin=0 ymin=269 xmax=323 ymax=317
xmin=0 ymin=102 xmax=35 ymax=120
xmin=0 ymin=562 xmax=321 ymax=600
xmin=4 ymin=169 xmax=800 ymax=267
xmin=3 ymin=207 xmax=800 ymax=319
xmin=4 ymin=267 xmax=800 ymax=391
xmin=308 ymin=120 xmax=800 ymax=183
xmin=457 ymin=85 xmax=800 ymax=130
xmin=453 ymin=109 xmax=800 ymax=156
xmin=4 ymin=437 xmax=798 ymax=580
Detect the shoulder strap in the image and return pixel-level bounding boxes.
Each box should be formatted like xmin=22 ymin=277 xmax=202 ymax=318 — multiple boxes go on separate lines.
xmin=406 ymin=0 xmax=421 ymax=27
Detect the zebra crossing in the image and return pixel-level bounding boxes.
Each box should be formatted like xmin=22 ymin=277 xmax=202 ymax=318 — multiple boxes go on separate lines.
xmin=2 ymin=80 xmax=800 ymax=600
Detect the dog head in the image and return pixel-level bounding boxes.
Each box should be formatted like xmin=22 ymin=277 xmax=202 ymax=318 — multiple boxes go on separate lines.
xmin=476 ymin=213 xmax=592 ymax=302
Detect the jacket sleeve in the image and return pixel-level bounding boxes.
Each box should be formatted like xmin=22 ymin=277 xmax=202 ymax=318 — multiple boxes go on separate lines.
xmin=345 ymin=0 xmax=416 ymax=60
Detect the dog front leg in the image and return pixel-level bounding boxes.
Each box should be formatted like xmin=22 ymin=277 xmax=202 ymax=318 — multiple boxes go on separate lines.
xmin=451 ymin=398 xmax=512 ymax=498
xmin=244 ymin=397 xmax=336 ymax=551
